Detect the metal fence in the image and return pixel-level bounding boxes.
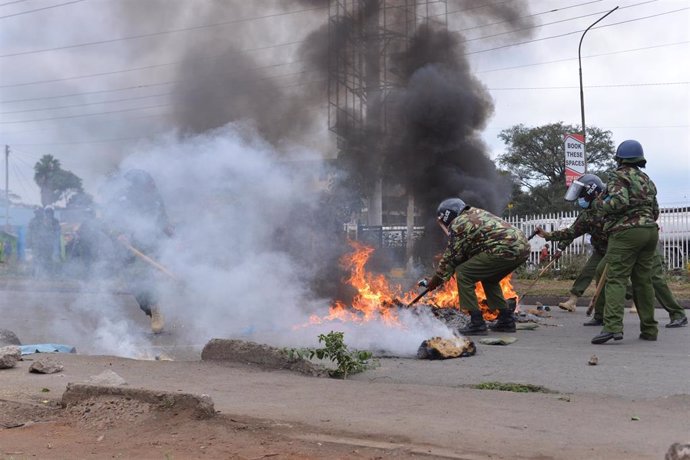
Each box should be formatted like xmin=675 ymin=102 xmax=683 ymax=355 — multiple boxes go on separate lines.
xmin=351 ymin=207 xmax=690 ymax=271
xmin=506 ymin=207 xmax=690 ymax=271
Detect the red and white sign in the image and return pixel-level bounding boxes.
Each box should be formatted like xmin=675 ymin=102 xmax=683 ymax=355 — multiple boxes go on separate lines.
xmin=564 ymin=133 xmax=586 ymax=186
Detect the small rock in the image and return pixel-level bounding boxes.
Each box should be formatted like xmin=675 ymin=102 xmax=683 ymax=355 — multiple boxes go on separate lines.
xmin=0 ymin=345 xmax=22 ymax=369
xmin=29 ymin=360 xmax=64 ymax=374
xmin=0 ymin=329 xmax=21 ymax=346
xmin=588 ymin=355 xmax=598 ymax=366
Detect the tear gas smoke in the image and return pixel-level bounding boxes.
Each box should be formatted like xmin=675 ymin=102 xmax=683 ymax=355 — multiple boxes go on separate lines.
xmin=72 ymin=124 xmax=458 ymax=357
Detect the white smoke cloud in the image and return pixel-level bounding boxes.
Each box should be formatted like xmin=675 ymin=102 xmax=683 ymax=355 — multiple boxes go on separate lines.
xmin=62 ymin=122 xmax=454 ymax=358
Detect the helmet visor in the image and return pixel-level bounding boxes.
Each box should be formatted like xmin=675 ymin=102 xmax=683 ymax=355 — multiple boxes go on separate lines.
xmin=564 ymin=180 xmax=585 ymax=201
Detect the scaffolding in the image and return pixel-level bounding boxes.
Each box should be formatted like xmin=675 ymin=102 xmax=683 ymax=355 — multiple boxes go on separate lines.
xmin=327 ymin=0 xmax=448 ymax=147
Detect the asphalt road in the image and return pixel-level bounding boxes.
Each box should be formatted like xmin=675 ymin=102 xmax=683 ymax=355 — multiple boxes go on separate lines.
xmin=2 ymin=278 xmax=689 ymax=399
xmin=2 ymin=279 xmax=689 ymax=459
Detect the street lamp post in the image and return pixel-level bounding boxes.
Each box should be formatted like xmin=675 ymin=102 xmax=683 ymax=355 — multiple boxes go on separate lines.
xmin=578 ymin=6 xmax=619 ymax=145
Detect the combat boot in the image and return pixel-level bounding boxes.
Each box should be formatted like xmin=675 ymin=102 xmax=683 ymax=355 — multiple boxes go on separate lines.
xmin=489 ymin=308 xmax=516 ymax=332
xmin=558 ymin=294 xmax=578 ymax=312
xmin=458 ymin=311 xmax=488 ymax=336
xmin=150 ymin=306 xmax=165 ymax=334
xmin=666 ymin=316 xmax=688 ymax=328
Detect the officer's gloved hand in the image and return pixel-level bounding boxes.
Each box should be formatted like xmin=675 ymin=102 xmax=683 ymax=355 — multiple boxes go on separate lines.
xmin=419 ymin=275 xmax=443 ymax=291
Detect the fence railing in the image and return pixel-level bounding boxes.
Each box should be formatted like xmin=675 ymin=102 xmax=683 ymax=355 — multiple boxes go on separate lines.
xmin=506 ymin=207 xmax=690 ymax=271
xmin=350 ymin=207 xmax=690 ymax=271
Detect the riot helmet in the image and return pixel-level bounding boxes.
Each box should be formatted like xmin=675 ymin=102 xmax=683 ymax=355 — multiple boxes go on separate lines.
xmin=436 ymin=198 xmax=467 ymax=228
xmin=615 ymin=140 xmax=646 ymax=167
xmin=564 ymin=174 xmax=605 ymax=205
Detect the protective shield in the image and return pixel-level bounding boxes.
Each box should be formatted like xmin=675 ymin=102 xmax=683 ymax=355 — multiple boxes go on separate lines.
xmin=564 ymin=180 xmax=585 ymax=201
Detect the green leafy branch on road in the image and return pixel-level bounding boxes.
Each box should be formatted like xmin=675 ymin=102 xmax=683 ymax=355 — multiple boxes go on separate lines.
xmin=287 ymin=331 xmax=373 ymax=379
xmin=470 ymin=381 xmax=555 ymax=393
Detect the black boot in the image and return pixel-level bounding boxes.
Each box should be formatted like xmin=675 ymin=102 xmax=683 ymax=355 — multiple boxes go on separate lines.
xmin=583 ymin=317 xmax=603 ymax=326
xmin=489 ymin=308 xmax=516 ymax=333
xmin=591 ymin=330 xmax=623 ymax=344
xmin=458 ymin=311 xmax=488 ymax=336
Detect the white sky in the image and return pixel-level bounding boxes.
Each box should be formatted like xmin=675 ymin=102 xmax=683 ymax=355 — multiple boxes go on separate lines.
xmin=0 ymin=0 xmax=688 ymax=207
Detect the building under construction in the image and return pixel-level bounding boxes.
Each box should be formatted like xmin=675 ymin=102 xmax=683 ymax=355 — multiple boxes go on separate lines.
xmin=327 ymin=0 xmax=448 ymax=228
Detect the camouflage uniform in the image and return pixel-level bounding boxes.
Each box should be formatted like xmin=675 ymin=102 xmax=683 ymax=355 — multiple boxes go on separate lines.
xmin=435 ymin=207 xmax=529 ymax=314
xmin=592 ymin=164 xmax=659 ymax=339
xmin=544 ymin=207 xmax=608 ymax=297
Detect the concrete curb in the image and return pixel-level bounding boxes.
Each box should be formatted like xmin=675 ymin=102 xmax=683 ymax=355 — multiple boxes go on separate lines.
xmin=61 ymin=383 xmax=216 ymax=419
xmin=201 ymin=338 xmax=328 ymax=377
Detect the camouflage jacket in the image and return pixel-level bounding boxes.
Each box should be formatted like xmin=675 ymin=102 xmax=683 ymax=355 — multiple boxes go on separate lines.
xmin=592 ymin=165 xmax=659 ymax=234
xmin=545 ymin=207 xmax=608 ymax=255
xmin=436 ymin=207 xmax=530 ymax=281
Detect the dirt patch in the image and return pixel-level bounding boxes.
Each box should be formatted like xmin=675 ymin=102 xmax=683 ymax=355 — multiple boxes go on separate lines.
xmin=0 ymin=399 xmax=424 ymax=459
xmin=201 ymin=338 xmax=328 ymax=377
xmin=0 ymin=400 xmax=59 ymax=429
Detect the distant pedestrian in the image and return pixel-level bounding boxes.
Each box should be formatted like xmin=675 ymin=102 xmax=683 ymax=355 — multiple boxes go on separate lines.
xmin=539 ymin=245 xmax=550 ymax=265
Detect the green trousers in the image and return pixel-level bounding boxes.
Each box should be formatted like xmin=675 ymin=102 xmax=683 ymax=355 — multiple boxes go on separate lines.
xmin=455 ymin=252 xmax=526 ymax=313
xmin=592 ymin=251 xmax=686 ymax=323
xmin=570 ymin=251 xmax=604 ymax=297
xmin=601 ymin=227 xmax=659 ymax=336
xmin=650 ymin=253 xmax=686 ymax=321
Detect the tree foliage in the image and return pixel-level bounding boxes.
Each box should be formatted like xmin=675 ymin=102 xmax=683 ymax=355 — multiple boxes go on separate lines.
xmin=497 ymin=122 xmax=615 ymax=188
xmin=497 ymin=123 xmax=615 ymax=215
xmin=33 ymin=154 xmax=84 ymax=206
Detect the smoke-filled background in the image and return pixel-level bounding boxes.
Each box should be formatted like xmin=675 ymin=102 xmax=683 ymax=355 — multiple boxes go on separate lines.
xmin=1 ymin=0 xmax=538 ymax=356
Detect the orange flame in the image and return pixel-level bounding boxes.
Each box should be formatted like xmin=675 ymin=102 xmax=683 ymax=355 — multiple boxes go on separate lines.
xmin=309 ymin=241 xmax=517 ymax=325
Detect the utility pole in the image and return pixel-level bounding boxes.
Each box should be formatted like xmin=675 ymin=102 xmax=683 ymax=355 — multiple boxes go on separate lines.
xmin=4 ymin=144 xmax=9 ymax=230
xmin=578 ymin=6 xmax=618 ymax=145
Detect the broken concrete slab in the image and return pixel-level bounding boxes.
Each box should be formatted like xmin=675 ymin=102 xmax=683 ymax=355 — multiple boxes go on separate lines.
xmin=0 ymin=345 xmax=22 ymax=369
xmin=479 ymin=337 xmax=517 ymax=346
xmin=29 ymin=360 xmax=64 ymax=374
xmin=61 ymin=383 xmax=216 ymax=420
xmin=201 ymin=338 xmax=327 ymax=377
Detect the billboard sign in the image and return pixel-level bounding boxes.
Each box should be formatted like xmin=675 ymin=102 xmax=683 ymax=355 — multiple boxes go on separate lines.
xmin=564 ymin=133 xmax=586 ymax=186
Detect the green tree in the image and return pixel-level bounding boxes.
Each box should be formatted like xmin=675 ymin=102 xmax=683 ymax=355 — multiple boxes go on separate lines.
xmin=33 ymin=154 xmax=84 ymax=206
xmin=497 ymin=123 xmax=615 ymax=214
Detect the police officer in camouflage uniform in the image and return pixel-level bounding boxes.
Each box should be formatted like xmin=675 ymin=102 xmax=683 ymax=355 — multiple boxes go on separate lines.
xmin=536 ymin=174 xmax=607 ymax=312
xmin=421 ymin=198 xmax=529 ymax=335
xmin=589 ymin=249 xmax=688 ymax=329
xmin=590 ymin=140 xmax=660 ymax=344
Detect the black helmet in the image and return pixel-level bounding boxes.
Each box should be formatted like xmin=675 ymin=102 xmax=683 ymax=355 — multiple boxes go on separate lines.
xmin=564 ymin=174 xmax=605 ymax=202
xmin=615 ymin=140 xmax=646 ymax=166
xmin=616 ymin=140 xmax=644 ymax=159
xmin=437 ymin=198 xmax=467 ymax=226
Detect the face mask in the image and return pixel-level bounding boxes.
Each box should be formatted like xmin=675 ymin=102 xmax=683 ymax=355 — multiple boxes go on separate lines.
xmin=577 ymin=197 xmax=590 ymax=209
